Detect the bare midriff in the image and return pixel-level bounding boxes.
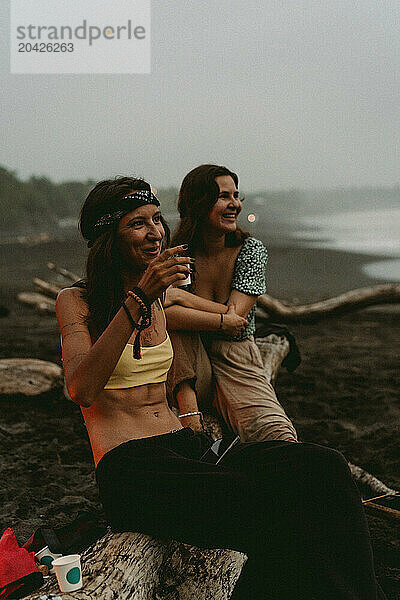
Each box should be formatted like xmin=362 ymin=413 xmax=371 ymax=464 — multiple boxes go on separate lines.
xmin=81 ymin=382 xmax=182 ymax=467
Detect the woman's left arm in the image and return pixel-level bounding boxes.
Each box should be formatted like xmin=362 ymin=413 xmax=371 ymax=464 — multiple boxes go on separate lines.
xmin=227 ymin=290 xmax=258 ymax=318
xmin=165 ymin=287 xmax=227 ymax=313
xmin=228 ymin=238 xmax=269 ymax=317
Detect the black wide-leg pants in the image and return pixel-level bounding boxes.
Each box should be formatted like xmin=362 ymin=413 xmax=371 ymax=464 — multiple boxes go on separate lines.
xmin=95 ymin=428 xmax=383 ymax=600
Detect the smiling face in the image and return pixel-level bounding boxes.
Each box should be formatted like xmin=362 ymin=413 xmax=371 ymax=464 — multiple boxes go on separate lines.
xmin=117 ymin=202 xmax=164 ymax=272
xmin=207 ymin=175 xmax=241 ymax=233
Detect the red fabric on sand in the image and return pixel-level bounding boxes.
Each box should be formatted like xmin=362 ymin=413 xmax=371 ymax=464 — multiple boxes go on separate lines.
xmin=0 ymin=528 xmax=40 ymax=598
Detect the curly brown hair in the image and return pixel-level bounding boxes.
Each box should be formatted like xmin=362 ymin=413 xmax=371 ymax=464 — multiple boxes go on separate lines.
xmin=171 ymin=164 xmax=248 ymax=253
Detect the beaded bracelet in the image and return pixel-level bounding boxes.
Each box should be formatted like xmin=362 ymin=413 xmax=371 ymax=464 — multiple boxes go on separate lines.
xmin=126 ymin=286 xmax=151 ymax=316
xmin=126 ymin=290 xmax=147 ymax=315
xmin=125 ymin=286 xmax=152 ymax=359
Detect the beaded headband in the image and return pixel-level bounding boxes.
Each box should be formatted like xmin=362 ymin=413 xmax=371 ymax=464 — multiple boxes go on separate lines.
xmin=87 ymin=190 xmax=160 ymax=247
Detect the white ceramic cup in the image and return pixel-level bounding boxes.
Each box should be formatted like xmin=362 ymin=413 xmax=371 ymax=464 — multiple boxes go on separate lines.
xmin=52 ymin=554 xmax=83 ymax=592
xmin=176 ymin=264 xmax=191 ymax=287
xmin=35 ymin=545 xmax=62 ymax=574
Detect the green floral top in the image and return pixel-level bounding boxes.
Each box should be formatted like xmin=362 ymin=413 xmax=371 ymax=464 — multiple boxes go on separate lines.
xmin=229 ymin=237 xmax=268 ymax=340
xmin=201 ymin=237 xmax=268 ymax=343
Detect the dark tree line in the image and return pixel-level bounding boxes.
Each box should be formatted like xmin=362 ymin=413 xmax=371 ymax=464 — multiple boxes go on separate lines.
xmin=0 ymin=166 xmax=94 ymax=235
xmin=0 ymin=167 xmax=180 ymax=237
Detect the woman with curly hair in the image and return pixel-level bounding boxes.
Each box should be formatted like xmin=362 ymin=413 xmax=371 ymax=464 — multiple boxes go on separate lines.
xmin=165 ymin=164 xmax=297 ymax=443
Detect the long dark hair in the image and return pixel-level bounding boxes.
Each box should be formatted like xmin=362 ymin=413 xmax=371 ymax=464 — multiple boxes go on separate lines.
xmin=77 ymin=176 xmax=170 ymax=337
xmin=171 ymin=164 xmax=249 ymax=253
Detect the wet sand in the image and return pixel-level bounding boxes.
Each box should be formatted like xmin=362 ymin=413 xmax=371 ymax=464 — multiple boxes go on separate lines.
xmin=0 ymin=237 xmax=399 ymax=598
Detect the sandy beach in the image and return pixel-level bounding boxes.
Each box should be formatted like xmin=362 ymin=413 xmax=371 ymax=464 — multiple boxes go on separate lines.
xmin=0 ymin=236 xmax=399 ymax=598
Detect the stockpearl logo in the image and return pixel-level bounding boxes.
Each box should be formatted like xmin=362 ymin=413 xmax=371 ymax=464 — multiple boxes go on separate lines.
xmin=10 ymin=0 xmax=151 ymax=74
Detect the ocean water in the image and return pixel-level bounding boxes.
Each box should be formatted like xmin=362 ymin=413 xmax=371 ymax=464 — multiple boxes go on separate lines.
xmin=293 ymin=208 xmax=400 ymax=282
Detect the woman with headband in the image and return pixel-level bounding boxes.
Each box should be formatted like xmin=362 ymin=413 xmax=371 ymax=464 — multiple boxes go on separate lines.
xmin=56 ymin=176 xmax=384 ymax=600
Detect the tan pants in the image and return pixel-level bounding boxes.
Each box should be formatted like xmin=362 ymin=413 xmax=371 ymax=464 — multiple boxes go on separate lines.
xmin=166 ymin=331 xmax=297 ymax=443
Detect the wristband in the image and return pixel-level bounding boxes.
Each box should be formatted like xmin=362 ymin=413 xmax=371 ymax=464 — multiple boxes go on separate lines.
xmin=219 ymin=313 xmax=224 ymax=329
xmin=178 ymin=411 xmax=205 ymax=431
xmin=122 ymin=301 xmax=139 ymax=330
xmin=178 ymin=411 xmax=203 ymax=419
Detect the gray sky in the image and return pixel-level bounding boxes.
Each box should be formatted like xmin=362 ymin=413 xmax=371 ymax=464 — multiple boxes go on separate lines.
xmin=1 ymin=0 xmax=399 ymax=191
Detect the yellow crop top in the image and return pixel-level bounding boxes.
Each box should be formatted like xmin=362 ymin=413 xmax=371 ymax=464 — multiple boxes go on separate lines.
xmin=104 ymin=333 xmax=173 ymax=389
xmin=104 ymin=300 xmax=173 ymax=389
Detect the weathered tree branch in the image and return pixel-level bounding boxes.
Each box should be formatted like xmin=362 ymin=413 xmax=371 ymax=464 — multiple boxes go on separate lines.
xmin=348 ymin=463 xmax=398 ymax=499
xmin=257 ymin=283 xmax=400 ymax=322
xmin=17 ymin=292 xmax=55 ymax=314
xmin=33 ymin=277 xmax=62 ymax=298
xmin=364 ymin=502 xmax=400 ymax=522
xmin=47 ymin=262 xmax=79 ymax=282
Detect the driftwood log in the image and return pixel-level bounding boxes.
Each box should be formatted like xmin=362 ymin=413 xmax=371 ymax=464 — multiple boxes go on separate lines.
xmin=349 ymin=463 xmax=398 ymax=499
xmin=0 ymin=358 xmax=63 ymax=397
xmin=17 ymin=291 xmax=56 ymax=314
xmin=47 ymin=262 xmax=79 ymax=282
xmin=363 ymin=502 xmax=400 ymax=522
xmin=257 ymin=283 xmax=400 ymax=322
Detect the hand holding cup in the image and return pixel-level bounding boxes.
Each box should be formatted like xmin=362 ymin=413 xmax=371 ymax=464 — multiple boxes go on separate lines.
xmin=137 ymin=245 xmax=194 ymax=303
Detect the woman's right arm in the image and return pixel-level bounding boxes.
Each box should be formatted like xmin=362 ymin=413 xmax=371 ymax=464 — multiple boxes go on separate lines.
xmin=56 ymin=288 xmax=142 ymax=408
xmin=57 ymin=245 xmax=192 ymax=407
